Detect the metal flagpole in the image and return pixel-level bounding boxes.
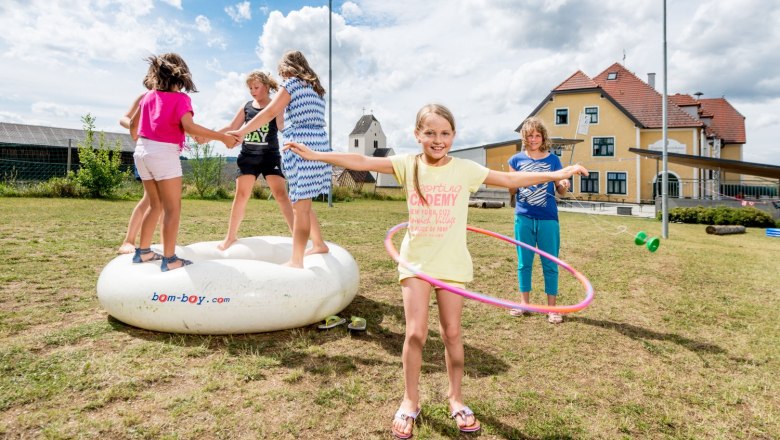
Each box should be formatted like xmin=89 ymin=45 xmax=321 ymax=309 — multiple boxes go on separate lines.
xmin=661 ymin=0 xmax=669 ymax=238
xmin=327 ymin=0 xmax=333 ymax=207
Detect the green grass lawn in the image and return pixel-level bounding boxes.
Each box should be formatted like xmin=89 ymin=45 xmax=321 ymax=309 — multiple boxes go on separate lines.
xmin=0 ymin=197 xmax=778 ymax=439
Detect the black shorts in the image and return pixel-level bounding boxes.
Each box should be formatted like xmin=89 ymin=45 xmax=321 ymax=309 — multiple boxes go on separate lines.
xmin=236 ymin=148 xmax=285 ymax=179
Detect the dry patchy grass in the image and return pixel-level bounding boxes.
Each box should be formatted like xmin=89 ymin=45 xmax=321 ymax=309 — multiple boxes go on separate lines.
xmin=0 ymin=197 xmax=778 ymax=439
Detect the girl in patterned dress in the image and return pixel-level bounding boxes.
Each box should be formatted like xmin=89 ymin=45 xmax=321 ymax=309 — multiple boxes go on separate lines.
xmin=216 ymin=71 xmax=294 ymax=251
xmin=228 ymin=50 xmax=330 ymax=268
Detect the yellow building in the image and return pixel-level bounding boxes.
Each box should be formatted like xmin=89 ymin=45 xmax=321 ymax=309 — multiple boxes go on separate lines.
xmin=523 ymin=62 xmax=746 ymax=203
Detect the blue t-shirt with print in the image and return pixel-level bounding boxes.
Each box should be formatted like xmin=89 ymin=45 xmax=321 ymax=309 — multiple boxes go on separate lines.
xmin=508 ymin=152 xmax=562 ymax=221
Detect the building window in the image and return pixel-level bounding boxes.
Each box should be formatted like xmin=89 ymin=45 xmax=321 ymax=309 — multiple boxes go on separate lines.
xmin=585 ymin=106 xmax=598 ymax=123
xmin=581 ymin=172 xmax=599 ymax=193
xmin=373 ymin=140 xmax=378 ymax=149
xmin=607 ymin=72 xmax=618 ymax=80
xmin=354 ymin=139 xmax=359 ymax=148
xmin=555 ymin=108 xmax=568 ymax=125
xmin=593 ymin=137 xmax=614 ymax=156
xmin=607 ymin=172 xmax=627 ymax=195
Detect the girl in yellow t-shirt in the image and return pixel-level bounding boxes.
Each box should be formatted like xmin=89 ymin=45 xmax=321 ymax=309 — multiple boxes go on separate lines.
xmin=284 ymin=103 xmax=588 ymax=439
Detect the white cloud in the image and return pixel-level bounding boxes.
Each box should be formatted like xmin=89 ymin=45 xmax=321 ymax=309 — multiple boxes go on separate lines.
xmin=225 ymin=1 xmax=252 ymax=23
xmin=0 ymin=0 xmax=778 ymax=168
xmin=160 ymin=0 xmax=182 ymax=9
xmin=207 ymin=37 xmax=228 ymax=50
xmin=194 ymin=71 xmax=254 ymax=157
xmin=240 ymin=0 xmax=780 ymax=162
xmin=340 ymin=2 xmax=362 ymax=20
xmin=0 ymin=111 xmax=27 ymax=124
xmin=0 ymin=0 xmax=171 ymax=66
xmin=195 ymin=15 xmax=212 ymax=33
xmin=194 ymin=15 xmax=227 ymax=49
xmin=31 ymin=102 xmax=88 ymax=119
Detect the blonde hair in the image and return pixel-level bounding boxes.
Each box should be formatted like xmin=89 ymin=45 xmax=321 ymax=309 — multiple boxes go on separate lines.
xmin=519 ymin=116 xmax=551 ymax=152
xmin=277 ymin=50 xmax=325 ymax=97
xmin=145 ymin=52 xmax=197 ymax=93
xmin=412 ymin=104 xmax=456 ymax=206
xmin=245 ymin=70 xmax=279 ymax=92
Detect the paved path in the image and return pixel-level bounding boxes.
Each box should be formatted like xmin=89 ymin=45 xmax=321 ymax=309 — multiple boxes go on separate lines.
xmin=558 ymin=201 xmax=657 ymax=218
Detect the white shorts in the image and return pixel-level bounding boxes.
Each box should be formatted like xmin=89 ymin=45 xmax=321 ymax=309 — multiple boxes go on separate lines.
xmin=133 ymin=137 xmax=182 ymax=181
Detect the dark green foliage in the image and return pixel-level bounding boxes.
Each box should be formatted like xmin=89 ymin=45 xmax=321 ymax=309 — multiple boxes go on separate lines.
xmin=74 ymin=114 xmax=129 ymax=198
xmin=187 ymin=141 xmax=227 ymax=198
xmin=35 ymin=175 xmax=84 ymax=198
xmin=660 ymin=205 xmax=775 ymax=227
xmin=251 ymin=184 xmax=269 ymax=200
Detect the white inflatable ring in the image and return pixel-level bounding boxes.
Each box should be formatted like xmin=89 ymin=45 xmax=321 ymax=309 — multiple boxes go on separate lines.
xmin=97 ymin=236 xmax=360 ymax=334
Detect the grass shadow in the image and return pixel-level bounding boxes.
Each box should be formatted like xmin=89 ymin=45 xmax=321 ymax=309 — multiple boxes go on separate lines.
xmin=571 ymin=316 xmax=726 ymax=355
xmin=339 ymin=295 xmax=511 ymax=377
xmin=106 ymin=293 xmax=509 ymax=377
xmin=421 ymin=411 xmax=574 ymax=440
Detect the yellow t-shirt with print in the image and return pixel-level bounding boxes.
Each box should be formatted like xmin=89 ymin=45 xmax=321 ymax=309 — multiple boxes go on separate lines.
xmin=390 ymin=154 xmax=490 ymax=284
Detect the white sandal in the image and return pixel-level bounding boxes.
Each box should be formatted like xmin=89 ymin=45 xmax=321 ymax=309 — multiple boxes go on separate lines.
xmin=547 ymin=313 xmax=563 ymax=324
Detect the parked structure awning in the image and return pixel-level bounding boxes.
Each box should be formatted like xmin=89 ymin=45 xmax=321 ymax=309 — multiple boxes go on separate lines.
xmin=628 ymin=148 xmax=780 ymax=180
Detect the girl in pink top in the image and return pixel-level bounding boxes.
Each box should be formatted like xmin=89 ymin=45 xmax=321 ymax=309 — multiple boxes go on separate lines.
xmin=132 ymin=53 xmax=236 ymax=271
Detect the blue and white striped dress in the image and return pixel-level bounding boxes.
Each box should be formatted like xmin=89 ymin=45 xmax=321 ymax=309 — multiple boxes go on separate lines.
xmin=281 ymin=77 xmax=332 ymax=202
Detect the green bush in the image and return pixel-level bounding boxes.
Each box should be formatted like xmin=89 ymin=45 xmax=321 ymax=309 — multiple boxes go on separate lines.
xmin=662 ymin=205 xmax=775 ymax=228
xmin=251 ymin=184 xmax=269 ymax=200
xmin=35 ymin=175 xmax=84 ymax=198
xmin=330 ymin=186 xmax=354 ymax=202
xmin=0 ymin=174 xmax=85 ymax=198
xmin=186 ymin=141 xmax=226 ymax=198
xmin=74 ymin=114 xmax=129 ymax=198
xmin=0 ymin=182 xmax=18 ymax=197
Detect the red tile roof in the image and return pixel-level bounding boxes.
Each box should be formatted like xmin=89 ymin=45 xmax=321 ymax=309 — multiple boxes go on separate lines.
xmin=553 ymin=70 xmax=599 ymax=91
xmin=591 ymin=63 xmax=702 ymax=129
xmin=538 ymin=62 xmax=745 ymax=144
xmin=670 ymin=93 xmax=700 ymax=107
xmin=698 ymin=98 xmax=746 ymax=144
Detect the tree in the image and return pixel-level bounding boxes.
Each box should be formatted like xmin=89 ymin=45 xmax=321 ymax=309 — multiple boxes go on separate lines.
xmin=75 ymin=114 xmax=128 ymax=198
xmin=187 ymin=140 xmax=225 ymax=198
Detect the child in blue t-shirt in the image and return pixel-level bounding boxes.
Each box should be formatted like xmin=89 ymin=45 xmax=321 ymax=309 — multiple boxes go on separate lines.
xmin=508 ymin=117 xmax=571 ymax=324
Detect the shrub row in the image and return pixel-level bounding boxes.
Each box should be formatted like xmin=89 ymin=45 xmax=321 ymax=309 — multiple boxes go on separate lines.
xmin=659 ymin=205 xmax=776 ymax=228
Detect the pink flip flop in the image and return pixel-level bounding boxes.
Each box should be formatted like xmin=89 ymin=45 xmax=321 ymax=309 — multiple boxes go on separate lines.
xmin=451 ymin=406 xmax=481 ymax=433
xmin=391 ymin=407 xmax=420 ymax=439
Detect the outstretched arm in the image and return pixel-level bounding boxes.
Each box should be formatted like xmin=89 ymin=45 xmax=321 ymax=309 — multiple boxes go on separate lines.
xmin=284 ymin=142 xmax=394 ymax=174
xmin=181 ymin=113 xmax=239 ymax=149
xmin=119 ymin=93 xmax=145 ymax=141
xmin=218 ymin=105 xmax=246 ymax=133
xmin=227 ymin=89 xmax=290 ymax=139
xmin=484 ymin=164 xmax=588 ymax=188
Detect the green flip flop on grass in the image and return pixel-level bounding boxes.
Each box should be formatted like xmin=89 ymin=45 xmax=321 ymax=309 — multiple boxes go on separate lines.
xmin=348 ymin=316 xmax=366 ymax=332
xmin=317 ymin=315 xmax=346 ymax=330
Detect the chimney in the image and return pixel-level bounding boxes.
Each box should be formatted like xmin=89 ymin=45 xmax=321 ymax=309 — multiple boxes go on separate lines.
xmin=647 ymin=73 xmax=656 ymax=89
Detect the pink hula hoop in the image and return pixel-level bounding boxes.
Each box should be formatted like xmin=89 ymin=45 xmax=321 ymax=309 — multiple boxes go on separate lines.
xmin=384 ymin=222 xmax=595 ymax=314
